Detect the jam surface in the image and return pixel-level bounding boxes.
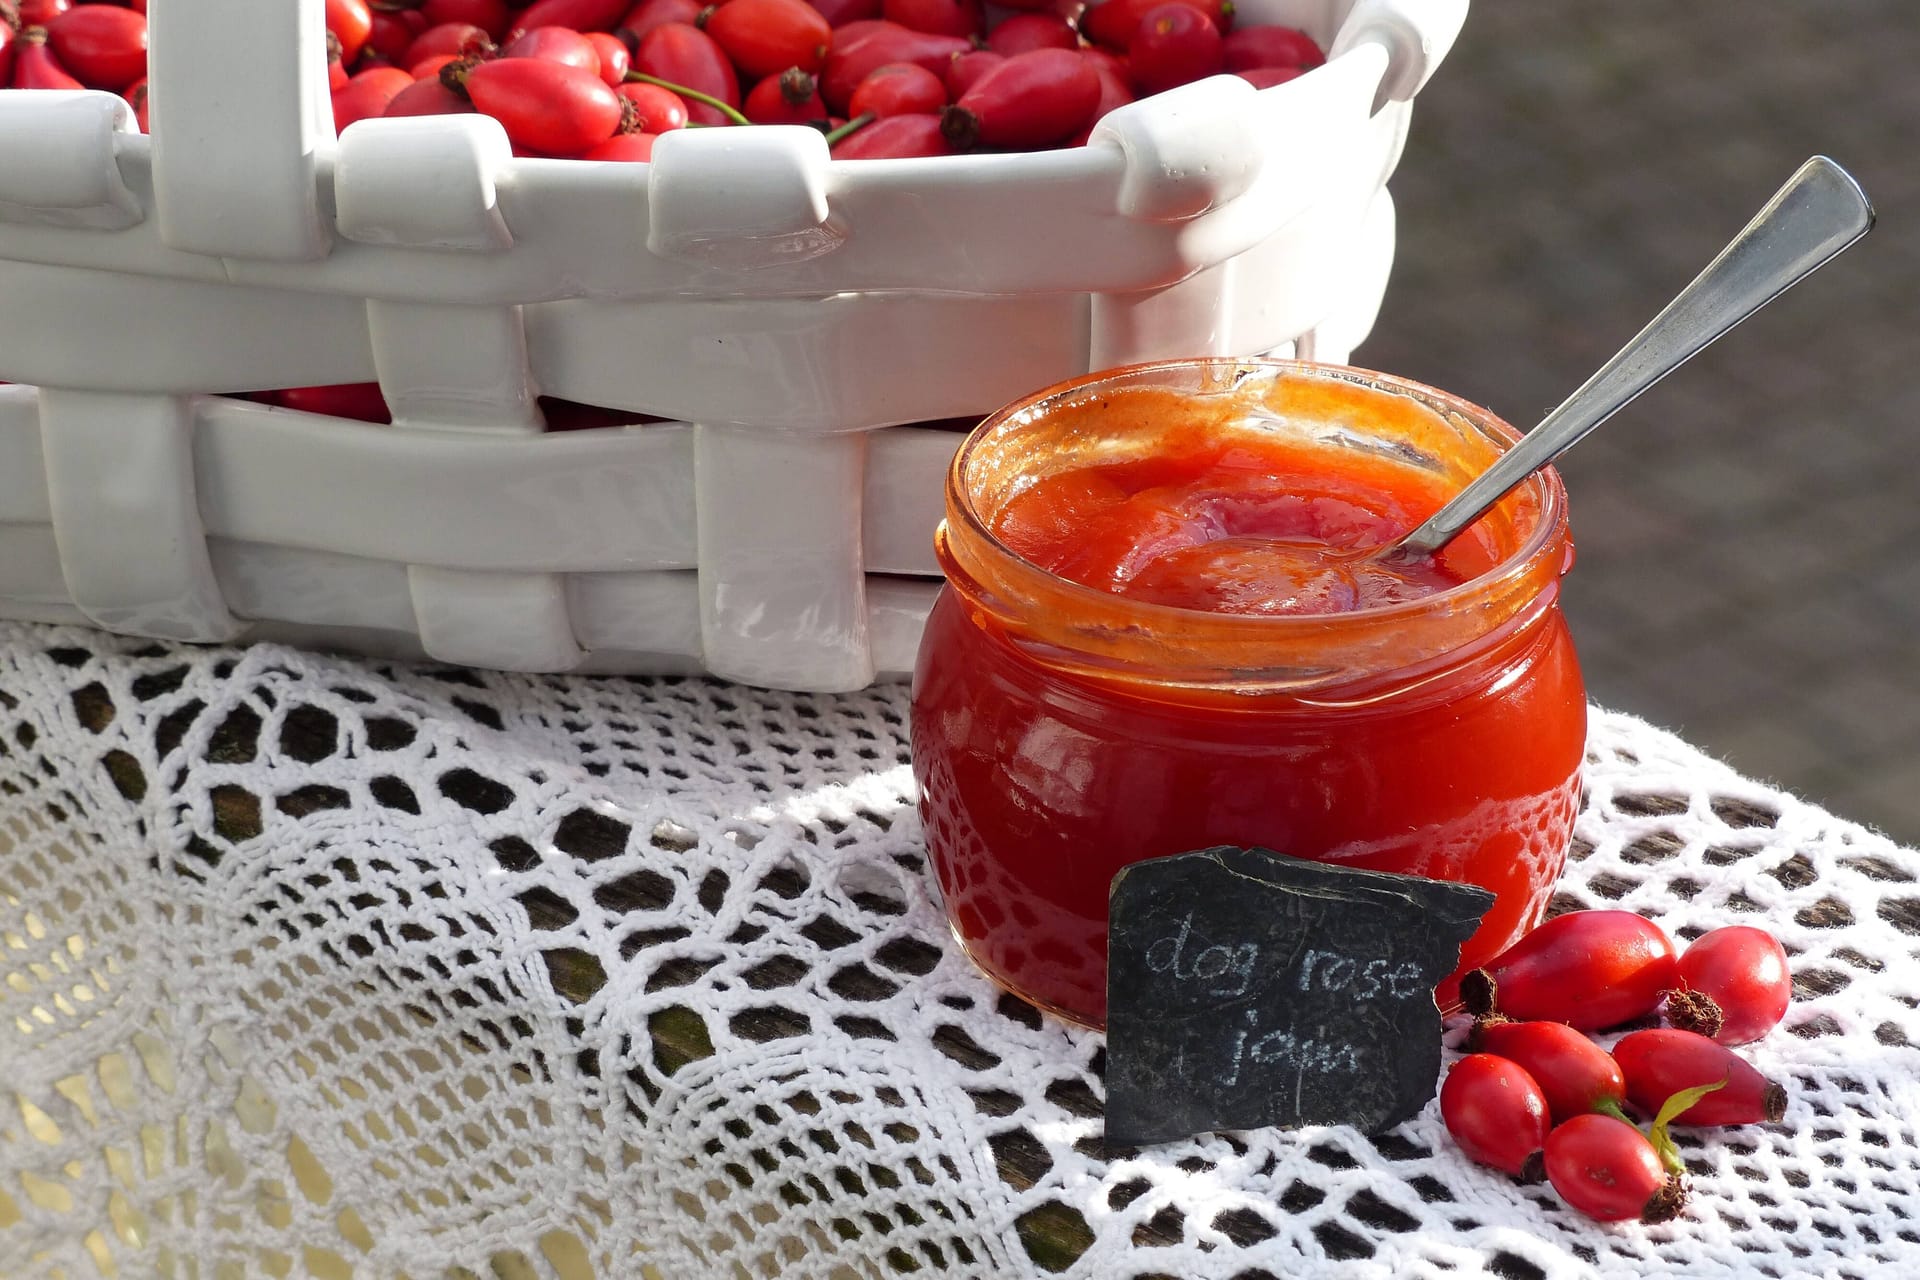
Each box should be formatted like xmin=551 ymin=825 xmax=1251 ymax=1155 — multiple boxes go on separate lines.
xmin=992 ymin=434 xmax=1495 ymax=615
xmin=913 ymin=382 xmax=1586 ymax=1029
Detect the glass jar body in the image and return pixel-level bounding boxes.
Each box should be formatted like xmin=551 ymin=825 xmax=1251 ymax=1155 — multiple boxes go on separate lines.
xmin=912 ymin=589 xmax=1585 ymax=1028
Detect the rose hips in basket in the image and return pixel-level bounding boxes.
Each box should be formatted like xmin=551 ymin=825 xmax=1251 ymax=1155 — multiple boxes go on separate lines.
xmin=1543 ymin=1113 xmax=1683 ymax=1223
xmin=702 ymin=0 xmax=833 ymax=80
xmin=1235 ymin=65 xmax=1304 ymax=90
xmin=830 ymin=109 xmax=953 ymax=157
xmin=15 ymin=0 xmax=69 ymax=27
xmin=507 ymin=24 xmax=604 ymax=73
xmin=986 ymin=12 xmax=1076 ymax=57
xmin=507 ymin=0 xmax=631 ymax=43
xmin=880 ymin=0 xmax=982 ymax=41
xmin=1470 ymin=1018 xmax=1629 ymax=1125
xmin=0 ymin=20 xmax=16 ymax=91
xmin=820 ymin=21 xmax=968 ymax=113
xmin=368 ymin=9 xmax=430 ymax=64
xmin=454 ymin=55 xmax=633 ymax=155
xmin=124 ymin=74 xmax=148 ymax=132
xmin=805 ymin=0 xmax=882 ymax=27
xmin=334 ymin=64 xmax=414 ymax=131
xmin=739 ymin=66 xmax=818 ymax=122
xmin=1080 ymin=0 xmax=1230 ymax=52
xmin=384 ymin=73 xmax=477 ymax=117
xmin=406 ymin=21 xmax=495 ymax=67
xmin=1127 ymin=3 xmax=1222 ymax=98
xmin=632 ymin=23 xmax=741 ymax=124
xmin=325 ymin=0 xmax=375 ymax=66
xmin=618 ymin=79 xmax=690 ymax=130
xmin=1221 ymin=24 xmax=1324 ymax=73
xmin=419 ymin=0 xmax=514 ymax=42
xmin=272 ymin=383 xmax=392 ymax=424
xmin=1460 ymin=909 xmax=1681 ymax=1031
xmin=1439 ymin=1053 xmax=1550 ymax=1182
xmin=848 ymin=61 xmax=947 ymax=119
xmin=585 ymin=30 xmax=630 ymax=85
xmin=942 ymin=48 xmax=1001 ymax=98
xmin=1664 ymin=924 xmax=1792 ymax=1045
xmin=583 ymin=129 xmax=658 ymax=161
xmin=1612 ymin=1028 xmax=1788 ymax=1126
xmin=12 ymin=24 xmax=83 ymax=90
xmin=618 ymin=0 xmax=703 ymax=47
xmin=940 ymin=46 xmax=1098 ymax=150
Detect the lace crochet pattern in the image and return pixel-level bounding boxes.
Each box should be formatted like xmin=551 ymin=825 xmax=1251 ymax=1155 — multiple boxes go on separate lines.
xmin=2 ymin=623 xmax=1918 ymax=1278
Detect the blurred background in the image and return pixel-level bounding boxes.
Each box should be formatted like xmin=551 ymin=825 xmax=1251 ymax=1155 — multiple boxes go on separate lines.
xmin=1360 ymin=0 xmax=1920 ymax=843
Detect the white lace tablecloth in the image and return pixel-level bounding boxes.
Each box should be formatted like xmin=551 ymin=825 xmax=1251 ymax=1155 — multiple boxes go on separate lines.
xmin=2 ymin=622 xmax=1918 ymax=1280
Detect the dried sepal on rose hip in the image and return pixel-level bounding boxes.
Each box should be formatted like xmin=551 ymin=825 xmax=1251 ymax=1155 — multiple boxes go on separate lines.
xmin=1662 ymin=925 xmax=1792 ymax=1045
xmin=1460 ymin=909 xmax=1680 ymax=1031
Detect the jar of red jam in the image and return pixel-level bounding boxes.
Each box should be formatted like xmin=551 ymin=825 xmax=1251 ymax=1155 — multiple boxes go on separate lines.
xmin=911 ymin=360 xmax=1586 ymax=1029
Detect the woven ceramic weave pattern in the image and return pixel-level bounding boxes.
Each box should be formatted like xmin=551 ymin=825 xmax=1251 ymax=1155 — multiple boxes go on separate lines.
xmin=1 ymin=623 xmax=1917 ymax=1278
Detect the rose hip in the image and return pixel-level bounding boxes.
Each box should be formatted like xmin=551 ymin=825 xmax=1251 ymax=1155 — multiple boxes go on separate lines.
xmin=584 ymin=130 xmax=658 ymax=161
xmin=45 ymin=4 xmax=147 ymax=91
xmin=881 ymin=0 xmax=982 ymax=40
xmin=507 ymin=25 xmax=603 ymax=72
xmin=849 ymin=61 xmax=947 ymax=118
xmin=1665 ymin=925 xmax=1792 ymax=1045
xmin=1127 ymin=3 xmax=1222 ymax=97
xmin=805 ymin=0 xmax=882 ymax=27
xmin=12 ymin=26 xmax=79 ymax=93
xmin=1235 ymin=65 xmax=1305 ymax=89
xmin=1460 ymin=910 xmax=1681 ymax=1031
xmin=384 ymin=74 xmax=477 ymax=117
xmin=1439 ymin=1054 xmax=1550 ymax=1182
xmin=943 ymin=49 xmax=1003 ymax=99
xmin=702 ymin=0 xmax=833 ymax=79
xmin=1471 ymin=1019 xmax=1629 ymax=1124
xmin=1612 ymin=1028 xmax=1787 ymax=1126
xmin=619 ymin=80 xmax=691 ymax=130
xmin=1221 ymin=24 xmax=1324 ymax=73
xmin=125 ymin=75 xmax=149 ymax=132
xmin=820 ymin=21 xmax=969 ymax=113
xmin=585 ymin=30 xmax=630 ymax=85
xmin=405 ymin=21 xmax=495 ymax=67
xmin=507 ymin=0 xmax=630 ymax=42
xmin=1544 ymin=1113 xmax=1683 ymax=1223
xmin=272 ymin=384 xmax=391 ymax=424
xmin=986 ymin=12 xmax=1076 ymax=56
xmin=325 ymin=0 xmax=375 ymax=66
xmin=333 ymin=65 xmax=414 ymax=131
xmin=743 ymin=67 xmax=826 ymax=124
xmin=1079 ymin=0 xmax=1230 ymax=52
xmin=368 ymin=9 xmax=429 ymax=64
xmin=941 ymin=46 xmax=1099 ymax=150
xmin=830 ymin=110 xmax=954 ymax=157
xmin=456 ymin=56 xmax=630 ymax=156
xmin=619 ymin=0 xmax=703 ymax=46
xmin=633 ymin=24 xmax=740 ymax=124
xmin=419 ymin=0 xmax=513 ymax=41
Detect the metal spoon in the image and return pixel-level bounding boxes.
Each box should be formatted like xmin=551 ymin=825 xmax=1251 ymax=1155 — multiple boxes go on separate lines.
xmin=1386 ymin=155 xmax=1874 ymax=561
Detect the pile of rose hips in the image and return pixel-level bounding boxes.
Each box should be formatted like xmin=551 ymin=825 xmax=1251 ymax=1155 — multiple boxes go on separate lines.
xmin=0 ymin=0 xmax=1328 ymax=162
xmin=1439 ymin=910 xmax=1794 ymax=1225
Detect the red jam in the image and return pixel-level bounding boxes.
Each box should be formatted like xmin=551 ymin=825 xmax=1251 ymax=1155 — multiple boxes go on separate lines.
xmin=912 ymin=362 xmax=1586 ymax=1028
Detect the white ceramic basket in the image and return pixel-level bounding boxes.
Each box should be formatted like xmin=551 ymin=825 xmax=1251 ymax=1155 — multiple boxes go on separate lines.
xmin=0 ymin=0 xmax=1466 ymax=691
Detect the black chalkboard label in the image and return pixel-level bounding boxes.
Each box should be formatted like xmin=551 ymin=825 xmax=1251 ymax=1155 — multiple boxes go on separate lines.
xmin=1104 ymin=846 xmax=1494 ymax=1148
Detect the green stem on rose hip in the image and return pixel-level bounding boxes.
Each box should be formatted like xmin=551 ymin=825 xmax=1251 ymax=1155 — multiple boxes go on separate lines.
xmin=822 ymin=112 xmax=875 ymax=147
xmin=622 ymin=70 xmax=749 ymax=125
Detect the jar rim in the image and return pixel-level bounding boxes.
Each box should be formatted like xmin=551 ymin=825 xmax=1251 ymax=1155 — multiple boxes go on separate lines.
xmin=939 ymin=359 xmax=1572 ymax=691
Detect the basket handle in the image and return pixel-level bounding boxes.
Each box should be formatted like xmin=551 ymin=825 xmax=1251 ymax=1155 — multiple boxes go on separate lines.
xmin=147 ymin=0 xmax=334 ymax=261
xmin=1327 ymin=0 xmax=1468 ymax=114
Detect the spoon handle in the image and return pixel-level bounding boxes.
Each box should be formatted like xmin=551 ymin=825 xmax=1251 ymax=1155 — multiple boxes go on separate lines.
xmin=1393 ymin=155 xmax=1875 ymax=559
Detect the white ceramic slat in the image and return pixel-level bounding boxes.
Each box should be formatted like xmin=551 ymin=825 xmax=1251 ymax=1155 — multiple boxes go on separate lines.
xmin=0 ymin=91 xmax=142 ymax=230
xmin=148 ymin=0 xmax=331 ymax=261
xmin=38 ymin=389 xmax=242 ymax=642
xmin=696 ymin=425 xmax=872 ymax=691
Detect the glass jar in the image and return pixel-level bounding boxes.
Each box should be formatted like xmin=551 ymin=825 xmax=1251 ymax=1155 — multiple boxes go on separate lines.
xmin=910 ymin=360 xmax=1586 ymax=1029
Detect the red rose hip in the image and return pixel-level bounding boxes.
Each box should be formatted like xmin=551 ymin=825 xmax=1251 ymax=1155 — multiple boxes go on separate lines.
xmin=1665 ymin=925 xmax=1792 ymax=1045
xmin=1471 ymin=1019 xmax=1629 ymax=1124
xmin=941 ymin=46 xmax=1099 ymax=150
xmin=1460 ymin=910 xmax=1681 ymax=1031
xmin=1544 ymin=1113 xmax=1683 ymax=1223
xmin=1612 ymin=1028 xmax=1788 ymax=1126
xmin=1439 ymin=1054 xmax=1550 ymax=1182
